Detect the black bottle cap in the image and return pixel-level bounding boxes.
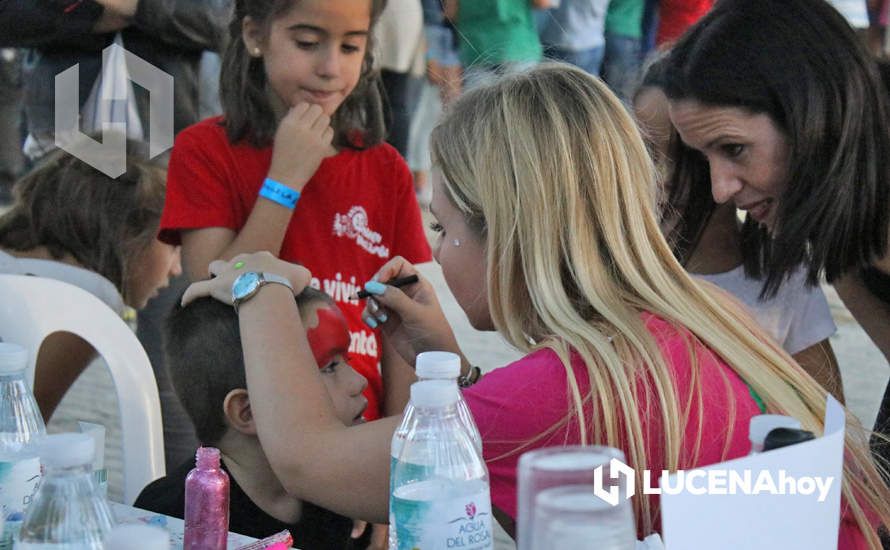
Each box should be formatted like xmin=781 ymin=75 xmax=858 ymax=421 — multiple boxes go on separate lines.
xmin=763 ymin=427 xmax=816 ymax=451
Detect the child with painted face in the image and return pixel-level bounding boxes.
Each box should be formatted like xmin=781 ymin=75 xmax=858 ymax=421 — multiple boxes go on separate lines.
xmin=158 ymin=0 xmax=432 ymax=427
xmin=135 ymin=287 xmax=368 ymax=548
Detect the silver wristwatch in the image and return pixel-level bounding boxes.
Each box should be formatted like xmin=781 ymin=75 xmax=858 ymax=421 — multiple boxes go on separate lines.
xmin=231 ymin=271 xmax=294 ymax=312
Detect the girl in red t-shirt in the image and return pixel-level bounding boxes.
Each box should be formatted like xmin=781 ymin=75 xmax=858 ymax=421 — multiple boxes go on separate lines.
xmin=159 ymin=0 xmax=432 ymax=430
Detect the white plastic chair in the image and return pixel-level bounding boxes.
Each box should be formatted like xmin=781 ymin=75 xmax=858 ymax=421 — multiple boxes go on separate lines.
xmin=0 ymin=274 xmax=165 ymax=504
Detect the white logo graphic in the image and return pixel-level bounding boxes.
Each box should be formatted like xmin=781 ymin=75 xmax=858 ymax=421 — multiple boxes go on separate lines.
xmin=54 ymin=41 xmax=174 ymax=177
xmin=593 ymin=457 xmax=636 ymax=506
xmin=332 ymin=206 xmax=390 ymax=258
xmin=592 ymin=459 xmax=834 ymax=506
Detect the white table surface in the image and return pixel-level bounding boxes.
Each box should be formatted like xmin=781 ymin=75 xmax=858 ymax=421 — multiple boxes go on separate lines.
xmin=110 ymin=501 xmax=260 ymax=549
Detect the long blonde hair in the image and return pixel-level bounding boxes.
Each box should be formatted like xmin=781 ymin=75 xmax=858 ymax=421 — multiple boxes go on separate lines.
xmin=429 ymin=64 xmax=890 ymax=543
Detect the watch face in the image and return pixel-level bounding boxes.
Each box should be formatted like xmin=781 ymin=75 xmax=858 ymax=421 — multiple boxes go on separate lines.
xmin=232 ymin=272 xmax=262 ymax=301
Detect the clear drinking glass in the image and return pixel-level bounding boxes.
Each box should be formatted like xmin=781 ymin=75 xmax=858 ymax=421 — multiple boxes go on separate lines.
xmin=518 ymin=446 xmax=636 ymax=550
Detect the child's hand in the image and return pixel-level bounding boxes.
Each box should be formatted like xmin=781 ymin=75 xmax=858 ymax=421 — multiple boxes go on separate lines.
xmin=268 ymin=101 xmax=337 ymax=191
xmin=181 ymin=251 xmax=311 ymax=307
xmin=360 ymin=256 xmax=460 ymax=365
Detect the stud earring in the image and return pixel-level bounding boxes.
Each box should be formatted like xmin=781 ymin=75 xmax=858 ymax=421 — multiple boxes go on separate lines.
xmin=253 ymin=48 xmax=261 ymax=56
xmin=453 ymin=239 xmax=461 ymax=247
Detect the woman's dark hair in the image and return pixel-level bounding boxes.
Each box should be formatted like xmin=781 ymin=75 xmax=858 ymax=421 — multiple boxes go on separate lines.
xmin=662 ymin=141 xmax=715 ymax=265
xmin=662 ymin=0 xmax=890 ymax=297
xmin=0 ymin=143 xmax=166 ymax=306
xmin=220 ymin=0 xmax=388 ymax=150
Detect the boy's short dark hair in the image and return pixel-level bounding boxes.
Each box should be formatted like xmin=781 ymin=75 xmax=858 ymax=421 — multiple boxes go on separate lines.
xmin=165 ymin=286 xmax=334 ymax=445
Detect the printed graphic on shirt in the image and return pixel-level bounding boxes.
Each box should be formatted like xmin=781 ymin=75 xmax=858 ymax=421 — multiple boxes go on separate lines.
xmin=349 ymin=329 xmax=378 ymax=358
xmin=312 ymin=273 xmax=360 ymax=306
xmin=332 ymin=206 xmax=390 ymax=258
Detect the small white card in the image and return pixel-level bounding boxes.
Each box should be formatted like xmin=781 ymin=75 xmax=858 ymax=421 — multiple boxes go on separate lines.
xmin=660 ymin=396 xmax=846 ymax=550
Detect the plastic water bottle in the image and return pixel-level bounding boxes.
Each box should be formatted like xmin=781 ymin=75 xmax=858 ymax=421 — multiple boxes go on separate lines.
xmin=748 ymin=415 xmax=801 ymax=454
xmin=0 ymin=343 xmax=46 ymax=549
xmin=391 ymin=353 xmax=482 ymax=477
xmin=389 ymin=380 xmax=493 ymax=550
xmin=16 ymin=433 xmax=115 ymax=549
xmin=422 ymin=352 xmax=482 ymax=452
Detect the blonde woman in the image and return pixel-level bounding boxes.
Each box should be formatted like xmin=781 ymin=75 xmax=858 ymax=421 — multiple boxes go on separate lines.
xmin=182 ymin=64 xmax=890 ymax=546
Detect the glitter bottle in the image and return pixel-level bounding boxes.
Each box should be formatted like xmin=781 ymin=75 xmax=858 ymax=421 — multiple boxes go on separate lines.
xmin=184 ymin=447 xmax=229 ymax=550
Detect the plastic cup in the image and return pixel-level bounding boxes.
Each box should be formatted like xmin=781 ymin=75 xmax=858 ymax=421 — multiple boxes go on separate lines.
xmin=517 ymin=446 xmax=633 ymax=550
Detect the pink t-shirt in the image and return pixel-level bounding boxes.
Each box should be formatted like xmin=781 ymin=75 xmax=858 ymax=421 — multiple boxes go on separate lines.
xmin=464 ymin=313 xmax=872 ymax=546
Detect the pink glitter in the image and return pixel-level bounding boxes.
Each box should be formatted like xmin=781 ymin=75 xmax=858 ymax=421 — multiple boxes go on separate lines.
xmin=184 ymin=447 xmax=230 ymax=550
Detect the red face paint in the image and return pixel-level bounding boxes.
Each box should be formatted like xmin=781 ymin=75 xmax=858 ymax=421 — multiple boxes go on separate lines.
xmin=305 ymin=305 xmax=351 ymax=368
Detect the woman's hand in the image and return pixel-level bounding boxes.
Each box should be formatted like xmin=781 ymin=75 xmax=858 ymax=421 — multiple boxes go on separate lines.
xmin=181 ymin=251 xmax=311 ymax=307
xmin=360 ymin=256 xmax=461 ymax=365
xmin=268 ymin=101 xmax=337 ymax=190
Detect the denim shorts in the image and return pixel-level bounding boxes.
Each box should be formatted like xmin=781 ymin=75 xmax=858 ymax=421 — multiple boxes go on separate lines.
xmin=424 ymin=24 xmax=460 ymax=67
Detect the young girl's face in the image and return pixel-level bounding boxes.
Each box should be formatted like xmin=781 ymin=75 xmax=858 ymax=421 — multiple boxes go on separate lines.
xmin=303 ymin=301 xmax=368 ymax=425
xmin=126 ymin=241 xmax=182 ymax=309
xmin=246 ymin=0 xmax=372 ymax=116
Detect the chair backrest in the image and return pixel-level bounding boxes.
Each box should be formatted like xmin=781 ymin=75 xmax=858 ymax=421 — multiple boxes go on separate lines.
xmin=0 ymin=274 xmax=165 ymax=504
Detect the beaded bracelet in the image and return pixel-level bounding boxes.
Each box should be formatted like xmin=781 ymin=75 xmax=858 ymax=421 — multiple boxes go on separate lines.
xmin=259 ymin=178 xmax=300 ymax=210
xmin=458 ymin=365 xmax=482 ymax=388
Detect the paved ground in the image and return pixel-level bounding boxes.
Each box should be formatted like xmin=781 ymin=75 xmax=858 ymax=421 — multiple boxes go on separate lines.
xmin=48 ymin=211 xmax=889 ymax=548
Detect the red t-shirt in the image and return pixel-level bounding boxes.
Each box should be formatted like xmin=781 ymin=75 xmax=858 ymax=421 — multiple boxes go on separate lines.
xmin=656 ymin=0 xmax=713 ymax=47
xmin=160 ymin=117 xmax=432 ymax=420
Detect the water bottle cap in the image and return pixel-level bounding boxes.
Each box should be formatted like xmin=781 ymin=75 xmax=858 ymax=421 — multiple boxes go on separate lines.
xmin=410 ymin=380 xmax=459 ymax=408
xmin=749 ymin=414 xmax=801 ymax=445
xmin=0 ymin=342 xmax=28 ymax=373
xmin=416 ymin=351 xmax=461 ymax=379
xmin=104 ymin=524 xmax=169 ymax=550
xmin=38 ymin=433 xmax=95 ymax=468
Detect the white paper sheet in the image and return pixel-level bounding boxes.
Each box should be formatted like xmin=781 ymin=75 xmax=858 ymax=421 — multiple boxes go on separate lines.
xmin=660 ymin=396 xmax=846 ymax=550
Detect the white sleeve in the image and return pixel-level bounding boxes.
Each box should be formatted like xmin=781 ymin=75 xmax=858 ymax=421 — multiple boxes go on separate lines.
xmin=783 ymin=283 xmax=837 ymax=356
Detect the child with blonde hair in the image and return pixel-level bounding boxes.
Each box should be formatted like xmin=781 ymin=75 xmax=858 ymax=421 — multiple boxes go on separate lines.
xmin=183 ymin=65 xmax=890 ymax=547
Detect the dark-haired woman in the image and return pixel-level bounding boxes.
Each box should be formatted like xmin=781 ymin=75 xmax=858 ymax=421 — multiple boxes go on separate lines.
xmin=0 ymin=146 xmax=181 ymax=420
xmin=633 ymin=58 xmax=845 ymax=402
xmin=661 ymin=0 xmax=890 ymax=477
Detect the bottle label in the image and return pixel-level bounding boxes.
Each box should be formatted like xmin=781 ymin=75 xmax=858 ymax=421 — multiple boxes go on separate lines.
xmin=391 ymin=481 xmax=493 ymax=550
xmin=0 ymin=457 xmax=42 ymax=550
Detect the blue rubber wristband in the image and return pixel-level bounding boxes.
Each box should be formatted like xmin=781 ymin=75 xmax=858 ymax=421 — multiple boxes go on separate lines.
xmin=259 ymin=178 xmax=300 ymax=210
